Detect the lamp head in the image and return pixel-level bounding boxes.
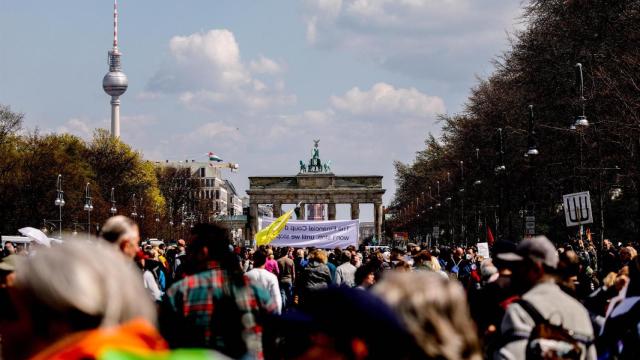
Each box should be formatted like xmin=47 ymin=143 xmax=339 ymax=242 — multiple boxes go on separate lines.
xmin=574 ymin=115 xmax=589 ymax=129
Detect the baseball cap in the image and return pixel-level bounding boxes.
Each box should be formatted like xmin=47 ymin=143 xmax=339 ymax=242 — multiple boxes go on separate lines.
xmin=497 ymin=236 xmax=559 ymax=269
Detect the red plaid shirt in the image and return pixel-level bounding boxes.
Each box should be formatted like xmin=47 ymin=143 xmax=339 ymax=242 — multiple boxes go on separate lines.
xmin=166 ymin=261 xmax=276 ymax=359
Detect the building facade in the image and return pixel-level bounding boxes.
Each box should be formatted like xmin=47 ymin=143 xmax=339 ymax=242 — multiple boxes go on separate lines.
xmin=158 ymin=160 xmax=242 ymax=217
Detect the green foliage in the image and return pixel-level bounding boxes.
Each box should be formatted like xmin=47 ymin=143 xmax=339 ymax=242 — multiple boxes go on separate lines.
xmin=0 ymin=117 xmax=166 ymax=238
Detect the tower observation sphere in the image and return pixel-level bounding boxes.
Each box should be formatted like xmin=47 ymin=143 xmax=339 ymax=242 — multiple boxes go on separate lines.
xmin=103 ymin=0 xmax=127 ymax=138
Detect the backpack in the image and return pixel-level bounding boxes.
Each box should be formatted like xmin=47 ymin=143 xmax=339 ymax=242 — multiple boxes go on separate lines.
xmin=516 ymin=299 xmax=588 ymax=360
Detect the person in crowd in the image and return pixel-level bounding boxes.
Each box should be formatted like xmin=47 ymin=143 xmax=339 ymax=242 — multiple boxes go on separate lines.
xmin=374 ymin=271 xmax=482 ymax=360
xmin=2 ymin=242 xmax=16 ymax=258
xmin=459 ymin=247 xmax=479 ymax=287
xmin=246 ymin=248 xmax=283 ymax=314
xmin=330 ymin=247 xmax=342 ymax=267
xmin=479 ymin=259 xmax=498 ymax=285
xmin=276 ymin=247 xmax=295 ymax=311
xmin=556 ymin=250 xmax=582 ymax=298
xmin=298 ymin=249 xmax=332 ymax=304
xmin=160 ymin=223 xmax=277 ymax=359
xmin=447 ymin=247 xmax=464 ymax=277
xmin=326 ymin=252 xmax=337 ymax=281
xmin=393 ymin=260 xmax=413 ymax=272
xmin=269 ymin=287 xmax=422 ymax=359
xmin=597 ymin=256 xmax=640 ymax=358
xmin=156 ymin=243 xmax=169 ymax=269
xmin=600 ymin=239 xmax=619 ymax=276
xmin=345 ymin=245 xmax=358 ymax=259
xmin=0 ymin=254 xmax=18 ymax=323
xmin=135 ymin=249 xmax=164 ymax=302
xmin=293 ymin=248 xmax=307 ymax=276
xmin=241 ymin=247 xmax=254 ymax=273
xmin=99 ymin=215 xmax=140 ymax=259
xmin=0 ymin=240 xmax=164 ymax=359
xmin=468 ymin=241 xmax=518 ymax=357
xmin=619 ymin=246 xmax=637 ymax=268
xmin=0 ymin=254 xmax=17 ymax=288
xmin=413 ymin=250 xmax=433 ymax=271
xmin=354 ymin=262 xmax=377 ymax=290
xmin=496 ymin=236 xmax=596 ymax=359
xmin=264 ymin=248 xmax=280 ymax=276
xmin=390 ymin=247 xmax=405 ymax=268
xmin=334 ymin=251 xmax=357 ymax=287
xmin=368 ymin=251 xmax=391 ymax=280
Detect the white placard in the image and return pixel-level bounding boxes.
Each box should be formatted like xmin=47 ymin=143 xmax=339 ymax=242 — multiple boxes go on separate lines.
xmin=477 ymin=242 xmax=490 ymax=259
xmin=563 ymin=191 xmax=593 ymax=227
xmin=259 ymin=217 xmax=359 ymax=249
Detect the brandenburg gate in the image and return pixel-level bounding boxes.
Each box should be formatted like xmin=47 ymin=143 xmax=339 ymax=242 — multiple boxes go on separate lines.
xmin=246 ymin=140 xmax=385 ymax=242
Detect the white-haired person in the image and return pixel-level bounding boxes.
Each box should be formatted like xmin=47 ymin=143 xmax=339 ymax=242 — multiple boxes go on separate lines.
xmin=0 ymin=240 xmax=166 ymax=359
xmin=373 ymin=271 xmax=482 ymax=360
xmin=99 ymin=215 xmax=140 ymax=259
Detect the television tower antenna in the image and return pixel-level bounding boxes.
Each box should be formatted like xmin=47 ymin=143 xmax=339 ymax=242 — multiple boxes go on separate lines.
xmin=102 ymin=0 xmax=128 ymax=138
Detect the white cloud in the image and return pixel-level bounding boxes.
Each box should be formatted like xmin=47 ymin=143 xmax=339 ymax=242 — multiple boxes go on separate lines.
xmin=57 ymin=118 xmax=96 ymax=139
xmin=146 ymin=29 xmax=294 ymax=113
xmin=302 ymin=0 xmax=523 ymax=81
xmin=249 ymin=55 xmax=283 ymax=74
xmin=330 ymin=82 xmax=445 ymax=118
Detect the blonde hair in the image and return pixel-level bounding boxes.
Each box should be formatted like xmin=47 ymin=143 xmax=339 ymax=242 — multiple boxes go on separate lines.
xmin=373 ymin=271 xmax=481 ymax=360
xmin=309 ymin=249 xmax=328 ymax=264
xmin=430 ymin=257 xmax=442 ymax=271
xmin=15 ymin=239 xmax=156 ymax=329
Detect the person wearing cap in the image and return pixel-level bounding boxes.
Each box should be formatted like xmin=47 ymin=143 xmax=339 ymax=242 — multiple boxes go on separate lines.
xmin=496 ymin=236 xmax=596 ymax=360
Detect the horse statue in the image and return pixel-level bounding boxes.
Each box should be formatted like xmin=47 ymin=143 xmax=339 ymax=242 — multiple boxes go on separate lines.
xmin=299 ymin=160 xmax=307 ymax=173
xmin=323 ymin=160 xmax=332 ymax=173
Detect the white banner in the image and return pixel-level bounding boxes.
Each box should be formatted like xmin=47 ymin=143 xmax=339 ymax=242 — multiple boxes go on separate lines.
xmin=477 ymin=242 xmax=490 ymax=259
xmin=259 ymin=217 xmax=359 ymax=249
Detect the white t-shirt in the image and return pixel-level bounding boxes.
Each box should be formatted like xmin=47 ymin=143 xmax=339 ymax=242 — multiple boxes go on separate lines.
xmin=246 ymin=267 xmax=282 ymax=314
xmin=143 ymin=270 xmax=163 ymax=301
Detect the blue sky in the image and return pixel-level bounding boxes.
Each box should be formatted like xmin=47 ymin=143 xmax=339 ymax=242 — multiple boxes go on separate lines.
xmin=0 ymin=0 xmax=524 ymax=219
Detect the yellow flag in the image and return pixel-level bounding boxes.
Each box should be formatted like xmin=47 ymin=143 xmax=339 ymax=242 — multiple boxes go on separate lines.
xmin=256 ymin=209 xmax=294 ymax=246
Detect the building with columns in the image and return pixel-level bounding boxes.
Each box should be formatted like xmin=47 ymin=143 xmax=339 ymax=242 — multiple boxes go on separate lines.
xmin=246 ymin=141 xmax=385 ymax=243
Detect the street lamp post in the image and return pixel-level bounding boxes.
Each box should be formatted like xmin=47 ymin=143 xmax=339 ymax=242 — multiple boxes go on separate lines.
xmin=574 ymin=63 xmax=589 ymax=130
xmin=155 ymin=205 xmax=160 ymax=238
xmin=83 ymin=183 xmax=93 ymax=238
xmin=131 ymin=193 xmax=138 ymax=221
xmin=168 ymin=201 xmax=174 ymax=241
xmin=54 ymin=174 xmax=65 ymax=239
xmin=459 ymin=160 xmax=466 ymax=246
xmin=109 ymin=187 xmax=117 ymax=215
xmin=525 ymin=105 xmax=539 ymax=237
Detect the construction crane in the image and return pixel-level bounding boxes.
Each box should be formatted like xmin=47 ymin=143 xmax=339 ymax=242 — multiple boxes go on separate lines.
xmin=208 ymin=162 xmax=239 ymax=172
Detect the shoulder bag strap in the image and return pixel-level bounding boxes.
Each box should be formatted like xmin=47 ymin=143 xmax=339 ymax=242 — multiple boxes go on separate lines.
xmin=515 ymin=298 xmax=546 ymax=325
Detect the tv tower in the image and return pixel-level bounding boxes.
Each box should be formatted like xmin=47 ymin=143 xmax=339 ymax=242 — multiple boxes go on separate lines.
xmin=102 ymin=0 xmax=128 ymax=138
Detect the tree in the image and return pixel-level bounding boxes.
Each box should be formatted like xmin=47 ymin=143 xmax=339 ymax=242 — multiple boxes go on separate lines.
xmin=86 ymin=130 xmax=165 ymax=239
xmin=391 ymin=0 xmax=640 ymax=245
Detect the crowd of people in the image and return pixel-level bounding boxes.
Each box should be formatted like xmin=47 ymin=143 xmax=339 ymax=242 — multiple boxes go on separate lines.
xmin=0 ymin=215 xmax=639 ymax=359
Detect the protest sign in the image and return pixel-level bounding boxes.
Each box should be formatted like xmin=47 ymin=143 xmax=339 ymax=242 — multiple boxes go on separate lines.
xmin=259 ymin=217 xmax=359 ymax=249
